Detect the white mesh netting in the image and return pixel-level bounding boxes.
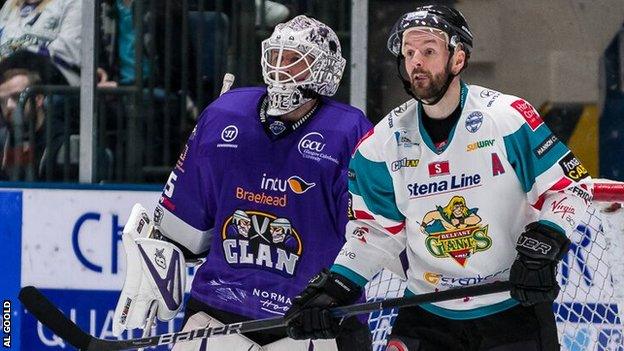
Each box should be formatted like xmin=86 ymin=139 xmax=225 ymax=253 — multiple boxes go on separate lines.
xmin=364 ymin=181 xmax=624 ymax=351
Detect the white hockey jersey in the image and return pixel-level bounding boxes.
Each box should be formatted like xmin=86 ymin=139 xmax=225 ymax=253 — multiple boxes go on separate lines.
xmin=332 ymin=83 xmax=593 ymax=319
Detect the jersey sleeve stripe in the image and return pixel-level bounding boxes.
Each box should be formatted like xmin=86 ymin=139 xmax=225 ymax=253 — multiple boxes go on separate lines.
xmin=531 ymin=177 xmax=572 ymax=209
xmin=354 ymin=209 xmax=375 ymax=220
xmin=503 ymin=123 xmax=568 ymax=192
xmin=158 ymin=205 xmax=213 ymax=255
xmin=352 ymin=193 xmax=405 ymax=228
xmin=537 ymin=219 xmax=566 ymax=236
xmin=385 ymin=222 xmax=406 ymax=235
xmin=330 ymin=263 xmax=369 ymax=287
xmin=349 ymin=150 xmax=405 ymax=222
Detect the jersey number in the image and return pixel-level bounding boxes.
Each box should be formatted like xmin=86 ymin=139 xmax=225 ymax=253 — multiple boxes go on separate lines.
xmin=164 ymin=173 xmax=178 ymax=197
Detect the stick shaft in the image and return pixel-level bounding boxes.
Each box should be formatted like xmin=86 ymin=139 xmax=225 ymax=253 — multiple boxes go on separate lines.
xmin=19 ymin=281 xmax=511 ymax=350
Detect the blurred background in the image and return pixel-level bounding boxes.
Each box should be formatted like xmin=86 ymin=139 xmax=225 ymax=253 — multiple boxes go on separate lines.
xmin=0 ymin=0 xmax=622 ymax=185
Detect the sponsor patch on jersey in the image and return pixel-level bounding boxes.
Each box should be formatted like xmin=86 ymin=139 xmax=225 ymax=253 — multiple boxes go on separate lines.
xmin=550 ymin=197 xmax=577 ymax=219
xmin=392 ymin=102 xmax=409 ymax=116
xmin=253 ymin=288 xmax=292 ymax=316
xmin=428 ymin=161 xmax=450 ymax=176
xmin=220 ymin=125 xmax=238 ymax=142
xmin=348 ymin=168 xmax=356 ymax=181
xmin=391 ymin=158 xmax=419 ymax=172
xmin=465 ymin=111 xmax=483 ymax=133
xmin=571 ymin=185 xmax=592 ymax=205
xmin=466 ymin=139 xmax=495 ymax=152
xmin=558 ymin=152 xmax=589 ymax=181
xmin=234 ymin=174 xmax=316 ymax=208
xmin=221 ymin=210 xmax=302 ymax=277
xmin=408 ymin=173 xmax=482 ymax=198
xmin=394 ymin=129 xmax=419 ymax=148
xmin=261 ymin=173 xmax=316 ymax=194
xmin=351 ymin=226 xmax=368 ymax=243
xmin=423 ymin=268 xmax=509 ymax=289
xmin=479 ymin=89 xmax=501 ymax=107
xmin=420 ymin=196 xmax=492 ymax=266
xmin=533 ymin=134 xmax=559 ymax=159
xmin=236 ymin=187 xmax=288 ymax=207
xmin=479 ymin=89 xmax=497 ymax=98
xmin=218 ymin=125 xmax=239 ymax=148
xmin=175 ymin=144 xmax=189 ymax=173
xmin=511 ymin=99 xmax=543 ymax=131
xmin=347 ymin=193 xmax=356 ymax=220
xmin=269 ymin=120 xmax=287 ymax=135
xmin=339 ymin=247 xmax=358 ymax=260
xmin=297 ymin=132 xmax=339 ymax=165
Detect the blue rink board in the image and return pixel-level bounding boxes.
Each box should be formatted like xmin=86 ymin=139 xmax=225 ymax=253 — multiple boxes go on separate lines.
xmin=1 ymin=191 xmax=22 ymax=351
xmin=20 ymin=289 xmax=188 ymax=350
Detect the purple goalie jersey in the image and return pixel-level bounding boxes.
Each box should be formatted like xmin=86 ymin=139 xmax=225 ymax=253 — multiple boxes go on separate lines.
xmin=155 ymin=87 xmax=372 ymax=319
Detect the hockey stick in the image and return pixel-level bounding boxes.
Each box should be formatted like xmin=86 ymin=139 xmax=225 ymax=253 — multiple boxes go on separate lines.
xmin=220 ymin=73 xmax=235 ymax=96
xmin=132 ymin=73 xmax=237 ymax=351
xmin=19 ymin=281 xmax=512 ymax=351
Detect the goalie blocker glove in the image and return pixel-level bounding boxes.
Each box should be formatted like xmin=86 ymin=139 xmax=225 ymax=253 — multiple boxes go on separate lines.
xmin=112 ymin=204 xmax=186 ymax=336
xmin=285 ymin=269 xmax=362 ymax=339
xmin=510 ymin=222 xmax=571 ymax=306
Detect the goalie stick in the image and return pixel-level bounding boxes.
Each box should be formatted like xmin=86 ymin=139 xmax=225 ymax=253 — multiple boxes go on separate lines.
xmin=19 ymin=281 xmax=512 ymax=351
xmin=135 ymin=72 xmax=236 ymax=351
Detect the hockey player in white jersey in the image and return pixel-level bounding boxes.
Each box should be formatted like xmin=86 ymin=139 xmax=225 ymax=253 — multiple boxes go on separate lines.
xmin=285 ymin=4 xmax=592 ymax=350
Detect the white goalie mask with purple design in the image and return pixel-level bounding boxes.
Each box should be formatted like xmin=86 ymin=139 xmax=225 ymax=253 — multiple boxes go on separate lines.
xmin=261 ymin=15 xmax=346 ymax=116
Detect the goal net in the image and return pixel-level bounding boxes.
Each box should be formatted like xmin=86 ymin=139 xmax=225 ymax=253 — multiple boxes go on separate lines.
xmin=365 ymin=181 xmax=624 ymax=351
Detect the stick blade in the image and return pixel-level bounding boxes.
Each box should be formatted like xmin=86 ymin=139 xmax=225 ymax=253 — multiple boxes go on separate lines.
xmin=19 ymin=286 xmax=92 ymax=349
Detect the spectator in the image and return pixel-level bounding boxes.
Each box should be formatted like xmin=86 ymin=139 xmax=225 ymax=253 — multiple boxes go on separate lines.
xmin=0 ymin=0 xmax=82 ymax=86
xmin=98 ymin=0 xmax=151 ymax=88
xmin=0 ymin=67 xmax=64 ymax=180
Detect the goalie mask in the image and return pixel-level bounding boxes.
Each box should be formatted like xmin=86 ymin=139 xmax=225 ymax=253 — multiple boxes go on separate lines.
xmin=261 ymin=15 xmax=346 ymax=116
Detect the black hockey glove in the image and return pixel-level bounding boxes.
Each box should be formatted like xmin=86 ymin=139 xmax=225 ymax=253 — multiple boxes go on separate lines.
xmin=285 ymin=269 xmax=362 ymax=340
xmin=510 ymin=222 xmax=571 ymax=306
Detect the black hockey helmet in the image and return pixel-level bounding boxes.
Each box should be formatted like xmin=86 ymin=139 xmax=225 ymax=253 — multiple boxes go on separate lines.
xmin=387 ymin=5 xmax=473 ymax=58
xmin=387 ymin=5 xmax=473 ymax=105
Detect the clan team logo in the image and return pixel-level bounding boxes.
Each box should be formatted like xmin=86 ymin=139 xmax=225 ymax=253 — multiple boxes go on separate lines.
xmin=419 ymin=196 xmax=492 ymax=267
xmin=221 ymin=210 xmax=302 ymax=277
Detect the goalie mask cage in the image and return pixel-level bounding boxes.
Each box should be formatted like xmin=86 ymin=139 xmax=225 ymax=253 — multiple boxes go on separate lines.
xmin=364 ymin=180 xmax=624 ymax=351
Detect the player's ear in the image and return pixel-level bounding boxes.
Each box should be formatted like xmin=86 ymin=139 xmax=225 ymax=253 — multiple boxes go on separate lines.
xmin=451 ymin=48 xmax=466 ymax=75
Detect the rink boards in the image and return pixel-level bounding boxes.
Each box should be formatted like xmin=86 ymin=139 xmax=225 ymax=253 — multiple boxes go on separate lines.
xmin=1 ymin=185 xmax=623 ymax=350
xmin=0 ymin=185 xmax=189 ymax=351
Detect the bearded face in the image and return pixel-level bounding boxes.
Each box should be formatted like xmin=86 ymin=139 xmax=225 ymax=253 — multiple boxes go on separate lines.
xmin=408 ymin=66 xmax=450 ymax=103
xmin=400 ymin=28 xmax=453 ymax=103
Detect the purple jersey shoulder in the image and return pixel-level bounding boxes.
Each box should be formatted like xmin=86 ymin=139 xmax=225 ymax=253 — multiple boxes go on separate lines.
xmin=197 ymin=87 xmax=266 ymax=123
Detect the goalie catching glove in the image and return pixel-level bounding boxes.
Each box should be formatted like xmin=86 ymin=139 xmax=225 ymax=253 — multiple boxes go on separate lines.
xmin=509 ymin=222 xmax=571 ymax=306
xmin=112 ymin=203 xmax=187 ymax=336
xmin=284 ymin=269 xmax=362 ymax=340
